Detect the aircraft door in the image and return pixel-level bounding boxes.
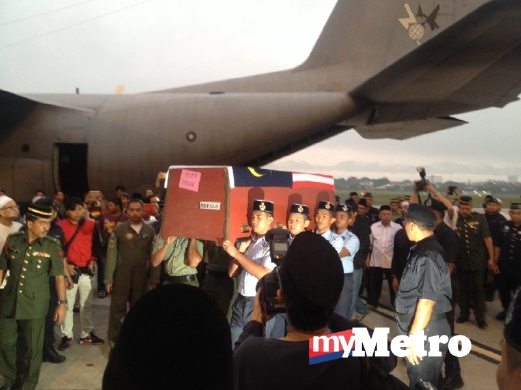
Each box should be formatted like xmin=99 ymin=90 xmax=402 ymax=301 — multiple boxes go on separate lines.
xmin=53 ymin=143 xmax=88 ymax=198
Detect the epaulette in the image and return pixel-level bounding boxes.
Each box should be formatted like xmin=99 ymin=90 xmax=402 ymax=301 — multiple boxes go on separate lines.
xmin=43 ymin=235 xmax=61 ymax=245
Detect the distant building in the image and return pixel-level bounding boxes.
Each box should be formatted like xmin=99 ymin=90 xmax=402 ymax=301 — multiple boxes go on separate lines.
xmin=508 ymin=175 xmax=518 ymax=183
xmin=430 ymin=175 xmax=443 ymax=183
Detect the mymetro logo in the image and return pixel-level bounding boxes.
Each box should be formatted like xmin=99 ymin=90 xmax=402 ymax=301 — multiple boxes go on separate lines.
xmin=308 ymin=328 xmax=471 ymax=365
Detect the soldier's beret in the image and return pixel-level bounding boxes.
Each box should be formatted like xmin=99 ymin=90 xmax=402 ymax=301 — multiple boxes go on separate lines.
xmin=252 ymin=199 xmax=274 ymax=214
xmin=406 ymin=204 xmax=436 ymax=227
xmin=289 ymin=203 xmax=309 ymax=217
xmin=316 ymin=200 xmax=335 ymax=215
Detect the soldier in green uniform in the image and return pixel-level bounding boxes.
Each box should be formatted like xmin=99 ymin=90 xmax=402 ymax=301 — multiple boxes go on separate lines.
xmin=151 ymin=235 xmax=204 ymax=287
xmin=104 ymin=199 xmax=157 ymax=348
xmin=455 ymin=196 xmax=494 ymax=329
xmin=0 ymin=204 xmax=66 ymax=390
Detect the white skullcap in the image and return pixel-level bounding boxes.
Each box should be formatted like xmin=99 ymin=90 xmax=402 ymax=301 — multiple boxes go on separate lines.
xmin=0 ymin=195 xmax=14 ymax=210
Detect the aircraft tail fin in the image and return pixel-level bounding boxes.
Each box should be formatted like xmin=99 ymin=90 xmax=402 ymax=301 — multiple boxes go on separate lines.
xmin=294 ymin=0 xmax=487 ymax=81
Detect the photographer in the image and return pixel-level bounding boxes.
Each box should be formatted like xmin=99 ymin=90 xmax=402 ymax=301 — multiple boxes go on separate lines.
xmin=233 ymin=232 xmax=396 ymax=389
xmin=411 ymin=181 xmax=455 ymax=224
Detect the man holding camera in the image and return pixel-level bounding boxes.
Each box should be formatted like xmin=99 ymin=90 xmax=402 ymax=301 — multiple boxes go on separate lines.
xmin=223 ymin=199 xmax=277 ymax=345
xmin=57 ymin=197 xmax=104 ymax=351
xmin=233 ymin=231 xmax=397 ymax=389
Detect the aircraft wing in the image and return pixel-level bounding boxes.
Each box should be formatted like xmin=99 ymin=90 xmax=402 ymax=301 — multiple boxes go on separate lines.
xmin=351 ymin=0 xmax=521 ymax=126
xmin=351 ymin=116 xmax=467 ymax=140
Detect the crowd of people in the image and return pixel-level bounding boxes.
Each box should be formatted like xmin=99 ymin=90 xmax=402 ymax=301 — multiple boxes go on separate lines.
xmin=0 ymin=179 xmax=520 ymax=390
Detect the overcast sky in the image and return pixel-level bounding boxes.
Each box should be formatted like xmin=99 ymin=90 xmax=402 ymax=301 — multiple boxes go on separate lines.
xmin=1 ymin=0 xmax=519 ymax=182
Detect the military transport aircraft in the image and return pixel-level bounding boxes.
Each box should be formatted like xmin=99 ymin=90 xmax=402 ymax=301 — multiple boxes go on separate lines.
xmin=1 ymin=0 xmax=521 ymax=200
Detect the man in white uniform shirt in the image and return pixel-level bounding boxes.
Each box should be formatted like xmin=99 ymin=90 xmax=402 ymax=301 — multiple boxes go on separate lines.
xmin=314 ymin=200 xmax=343 ymax=253
xmin=223 ymin=199 xmax=277 ymax=345
xmin=333 ymin=204 xmax=360 ymax=319
xmin=366 ymin=205 xmax=402 ymax=309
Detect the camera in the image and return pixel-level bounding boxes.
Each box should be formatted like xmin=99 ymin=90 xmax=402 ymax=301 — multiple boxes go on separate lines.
xmin=258 ymin=228 xmax=290 ymax=314
xmin=448 ymin=186 xmax=456 ymax=195
xmin=415 ymin=167 xmax=427 ymax=191
xmin=265 ymin=228 xmax=290 ymax=264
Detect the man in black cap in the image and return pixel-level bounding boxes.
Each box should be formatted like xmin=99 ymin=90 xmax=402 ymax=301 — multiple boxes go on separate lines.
xmin=483 ymin=197 xmax=506 ymax=302
xmin=333 ymin=204 xmax=360 ymax=319
xmin=223 ymin=199 xmax=277 ymax=345
xmin=287 ymin=203 xmax=310 ymax=243
xmin=494 ymin=203 xmax=521 ymax=321
xmin=395 ymin=204 xmax=452 ymax=389
xmin=497 ymin=288 xmax=521 ymax=390
xmin=266 ymin=203 xmax=311 ymax=338
xmin=425 ymin=197 xmax=463 ymax=390
xmin=314 ymin=200 xmax=343 ymax=253
xmin=356 ymin=198 xmax=371 ymax=221
xmin=455 ymin=196 xmax=494 ymax=329
xmin=364 ymin=193 xmax=380 ymax=223
xmin=233 ymin=231 xmax=397 ymax=389
xmin=0 ymin=204 xmax=67 ymax=390
xmin=348 ymin=191 xmax=359 ymax=204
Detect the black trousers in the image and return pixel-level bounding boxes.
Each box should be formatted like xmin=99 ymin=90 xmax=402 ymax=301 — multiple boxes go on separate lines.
xmin=201 ymin=273 xmax=234 ymax=317
xmin=368 ymin=267 xmax=395 ymax=308
xmin=494 ymin=261 xmax=521 ymax=310
xmin=397 ymin=318 xmax=450 ymax=390
xmin=444 ymin=274 xmax=461 ymax=378
xmin=458 ymin=268 xmax=485 ymax=321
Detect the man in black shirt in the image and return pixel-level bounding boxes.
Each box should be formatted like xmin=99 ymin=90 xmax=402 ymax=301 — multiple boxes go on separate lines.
xmin=484 ymin=197 xmax=507 ymax=302
xmin=364 ymin=193 xmax=380 ymax=223
xmin=395 ymin=204 xmax=452 ymax=389
xmin=494 ymin=203 xmax=521 ymax=320
xmin=426 ymin=198 xmax=463 ymax=390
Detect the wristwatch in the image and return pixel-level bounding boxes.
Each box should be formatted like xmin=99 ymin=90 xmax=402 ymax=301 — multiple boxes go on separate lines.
xmin=57 ymin=299 xmax=68 ymax=306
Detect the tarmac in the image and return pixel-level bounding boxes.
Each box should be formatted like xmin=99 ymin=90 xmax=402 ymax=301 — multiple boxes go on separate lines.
xmin=0 ymin=276 xmax=505 ymax=390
